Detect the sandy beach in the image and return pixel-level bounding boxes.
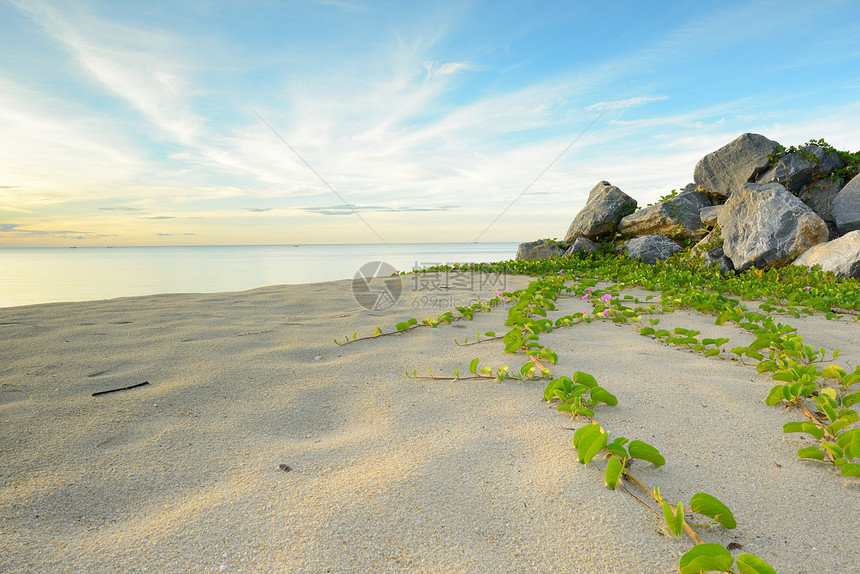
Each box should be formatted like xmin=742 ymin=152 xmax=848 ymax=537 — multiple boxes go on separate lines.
xmin=1 ymin=272 xmax=858 ymax=573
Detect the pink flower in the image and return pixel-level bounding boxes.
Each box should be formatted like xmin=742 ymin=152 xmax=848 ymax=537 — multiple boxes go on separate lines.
xmin=585 ymin=287 xmax=594 ymax=292
xmin=601 ymin=294 xmax=611 ymax=302
xmin=804 ymin=286 xmax=811 ymax=290
xmin=603 ymin=310 xmax=609 ymax=317
xmin=581 ymin=294 xmax=588 ymax=300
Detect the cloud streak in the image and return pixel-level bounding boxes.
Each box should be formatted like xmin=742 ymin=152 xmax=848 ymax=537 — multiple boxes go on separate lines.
xmin=301 ymin=204 xmax=459 ymax=216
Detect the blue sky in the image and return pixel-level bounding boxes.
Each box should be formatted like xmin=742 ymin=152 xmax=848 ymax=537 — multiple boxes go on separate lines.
xmin=2 ymin=0 xmax=860 ymax=246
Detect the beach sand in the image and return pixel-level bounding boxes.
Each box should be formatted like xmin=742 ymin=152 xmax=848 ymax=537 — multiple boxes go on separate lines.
xmin=1 ymin=272 xmax=858 ymax=573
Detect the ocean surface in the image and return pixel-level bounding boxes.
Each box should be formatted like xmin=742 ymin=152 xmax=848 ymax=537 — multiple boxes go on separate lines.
xmin=0 ymin=243 xmax=520 ymax=308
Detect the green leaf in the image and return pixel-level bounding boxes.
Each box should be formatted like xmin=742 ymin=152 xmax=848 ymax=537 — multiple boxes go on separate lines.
xmin=639 ymin=327 xmax=655 ymax=336
xmin=574 ymin=423 xmax=607 ymax=465
xmin=591 ymin=386 xmax=618 ymax=406
xmin=806 ymin=423 xmax=825 ymax=441
xmin=689 ymin=492 xmax=737 ymax=529
xmin=840 ymin=463 xmax=860 ymax=477
xmin=736 ymin=553 xmax=777 ymax=574
xmin=605 ymin=456 xmax=622 ymax=490
xmin=520 ymin=362 xmax=535 ymax=378
xmin=821 ymin=441 xmax=843 ymax=460
xmin=745 ymin=350 xmax=764 ymax=361
xmin=844 ymin=392 xmax=860 ymax=408
xmin=628 ymin=440 xmax=665 ymax=467
xmin=772 ymin=371 xmax=796 ymax=383
xmin=836 ymin=429 xmax=860 ymax=458
xmin=372 ymin=327 xmax=383 ymax=337
xmin=539 ymin=347 xmax=559 ymax=364
xmin=573 ymin=371 xmax=598 ymax=389
xmin=765 ymin=385 xmax=787 ymax=406
xmin=573 ymin=423 xmax=598 ymax=449
xmin=827 ymin=418 xmax=851 ymax=435
xmin=606 ymin=437 xmax=628 ymax=458
xmin=678 ymin=543 xmax=734 ymax=574
xmin=821 ymin=364 xmax=846 ymax=380
xmin=783 ymin=421 xmax=823 ymax=439
xmin=574 ymin=406 xmax=595 ymax=417
xmin=662 ymin=501 xmax=685 ymax=536
xmin=468 ymin=357 xmax=479 ymax=374
xmin=504 ymin=340 xmax=522 ymax=354
xmin=797 ymin=446 xmax=825 ymax=460
xmin=756 ymin=360 xmax=778 ymax=373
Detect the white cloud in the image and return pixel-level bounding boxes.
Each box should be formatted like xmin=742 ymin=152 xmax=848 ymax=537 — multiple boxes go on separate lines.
xmin=586 ymin=96 xmax=668 ymax=111
xmin=425 ymin=61 xmax=482 ymax=77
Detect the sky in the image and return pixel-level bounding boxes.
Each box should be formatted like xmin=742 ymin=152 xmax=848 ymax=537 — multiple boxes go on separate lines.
xmin=2 ymin=0 xmax=860 ymax=247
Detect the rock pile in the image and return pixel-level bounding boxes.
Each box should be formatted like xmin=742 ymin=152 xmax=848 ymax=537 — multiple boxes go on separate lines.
xmin=517 ymin=133 xmax=860 ymax=278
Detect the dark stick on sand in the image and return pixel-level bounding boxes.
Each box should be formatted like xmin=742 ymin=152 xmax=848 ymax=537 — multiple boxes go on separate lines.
xmin=92 ymin=381 xmax=150 ymax=397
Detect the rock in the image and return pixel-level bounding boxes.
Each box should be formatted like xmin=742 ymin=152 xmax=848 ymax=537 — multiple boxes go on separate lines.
xmin=831 ymin=173 xmax=860 ymax=235
xmin=799 ymin=177 xmax=844 ymax=223
xmin=564 ymin=237 xmax=599 ymax=256
xmin=691 ymin=231 xmax=734 ymax=275
xmin=682 ymin=183 xmax=700 ymax=194
xmin=623 ymin=235 xmax=681 ymax=264
xmin=792 ymin=231 xmax=860 ymax=278
xmin=798 ymin=177 xmax=844 ymax=240
xmin=693 ymin=133 xmax=780 ymax=199
xmin=618 ymin=190 xmax=710 ymax=240
xmin=699 ymin=205 xmax=723 ymax=226
xmin=516 ymin=239 xmax=565 ymax=260
xmin=717 ymin=182 xmax=828 ymax=272
xmin=563 ymin=181 xmax=637 ymax=244
xmin=756 ymin=144 xmax=844 ymax=193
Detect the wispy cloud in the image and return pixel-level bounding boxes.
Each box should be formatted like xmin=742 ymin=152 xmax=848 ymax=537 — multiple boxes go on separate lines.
xmin=587 ymin=96 xmax=668 ymax=112
xmin=424 ymin=61 xmax=482 ymax=78
xmin=301 ymin=204 xmax=459 ymax=216
xmin=9 ymin=0 xmax=203 ymax=145
xmin=0 ymin=223 xmax=117 ymax=239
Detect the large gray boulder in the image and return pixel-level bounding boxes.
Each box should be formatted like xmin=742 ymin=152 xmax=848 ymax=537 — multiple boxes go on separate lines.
xmin=623 ymin=235 xmax=681 ymax=264
xmin=798 ymin=177 xmax=844 ymax=240
xmin=831 ymin=173 xmax=860 ymax=235
xmin=792 ymin=231 xmax=860 ymax=278
xmin=563 ymin=181 xmax=637 ymax=244
xmin=516 ymin=239 xmax=565 ymax=260
xmin=694 ymin=133 xmax=780 ymax=199
xmin=756 ymin=144 xmax=844 ymax=193
xmin=564 ymin=237 xmax=599 ymax=256
xmin=717 ymin=182 xmax=828 ymax=272
xmin=618 ymin=190 xmax=710 ymax=240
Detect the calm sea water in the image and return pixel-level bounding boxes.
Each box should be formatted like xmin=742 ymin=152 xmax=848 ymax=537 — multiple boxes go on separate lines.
xmin=0 ymin=243 xmax=520 ymax=308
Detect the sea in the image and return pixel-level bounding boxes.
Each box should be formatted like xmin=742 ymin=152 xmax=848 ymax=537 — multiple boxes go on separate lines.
xmin=0 ymin=243 xmax=520 ymax=308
